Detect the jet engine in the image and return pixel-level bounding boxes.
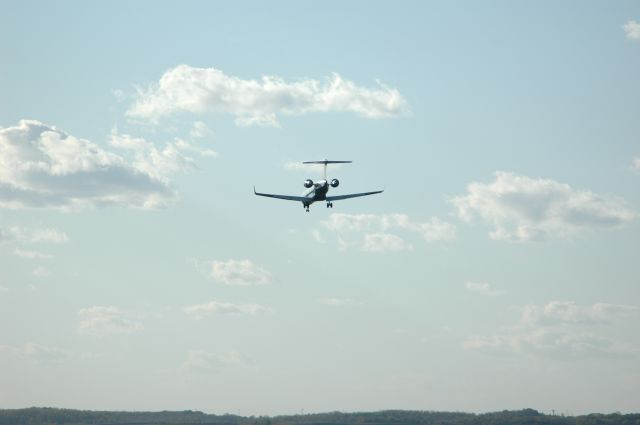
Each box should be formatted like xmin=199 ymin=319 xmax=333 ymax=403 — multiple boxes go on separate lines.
xmin=304 ymin=179 xmax=314 ymax=188
xmin=330 ymin=178 xmax=340 ymax=188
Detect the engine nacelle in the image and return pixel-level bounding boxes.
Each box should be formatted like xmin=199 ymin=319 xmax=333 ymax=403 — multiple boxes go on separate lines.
xmin=330 ymin=178 xmax=340 ymax=188
xmin=304 ymin=179 xmax=314 ymax=188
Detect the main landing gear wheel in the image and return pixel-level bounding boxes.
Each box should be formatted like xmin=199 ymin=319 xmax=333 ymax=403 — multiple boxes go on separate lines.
xmin=326 ymin=202 xmax=333 ymax=208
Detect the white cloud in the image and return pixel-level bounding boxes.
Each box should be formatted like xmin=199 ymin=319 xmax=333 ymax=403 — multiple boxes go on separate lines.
xmin=184 ymin=301 xmax=273 ymax=319
xmin=522 ymin=301 xmax=640 ymax=326
xmin=321 ymin=213 xmax=455 ymax=251
xmin=32 ymin=266 xmax=50 ymax=278
xmin=623 ymin=20 xmax=640 ymax=40
xmin=180 ymin=350 xmax=248 ymax=374
xmin=465 ymin=281 xmax=504 ymax=296
xmin=29 ymin=228 xmax=69 ymax=243
xmin=363 ymin=232 xmax=413 ymax=252
xmin=78 ymin=306 xmax=144 ymax=336
xmin=173 ymin=137 xmax=218 ymax=158
xmin=235 ymin=113 xmax=280 ymax=128
xmin=418 ymin=217 xmax=458 ymax=242
xmin=0 ymin=120 xmax=175 ymax=210
xmin=319 ymin=297 xmax=356 ymax=307
xmin=633 ymin=157 xmax=640 ymax=172
xmin=208 ymin=259 xmax=272 ymax=286
xmin=14 ymin=248 xmax=52 ymax=259
xmin=127 ymin=65 xmax=409 ymax=126
xmin=450 ymin=172 xmax=635 ymax=242
xmin=465 ymin=301 xmax=640 ymax=357
xmin=109 ymin=131 xmax=200 ymax=183
xmin=0 ymin=226 xmax=68 ymax=244
xmin=189 ymin=121 xmax=213 ymax=139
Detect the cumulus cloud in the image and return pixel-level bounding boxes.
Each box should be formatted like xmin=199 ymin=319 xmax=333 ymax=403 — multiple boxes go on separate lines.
xmin=30 ymin=228 xmax=69 ymax=243
xmin=0 ymin=120 xmax=176 ymax=210
xmin=184 ymin=301 xmax=273 ymax=319
xmin=623 ymin=20 xmax=640 ymax=40
xmin=321 ymin=213 xmax=455 ymax=252
xmin=450 ymin=172 xmax=635 ymax=241
xmin=465 ymin=281 xmax=504 ymax=296
xmin=127 ymin=65 xmax=409 ymax=126
xmin=189 ymin=121 xmax=214 ymax=139
xmin=465 ymin=301 xmax=640 ymax=357
xmin=78 ymin=306 xmax=144 ymax=336
xmin=363 ymin=232 xmax=413 ymax=252
xmin=109 ymin=131 xmax=199 ymax=182
xmin=633 ymin=157 xmax=640 ymax=172
xmin=204 ymin=259 xmax=273 ymax=286
xmin=1 ymin=226 xmax=68 ymax=245
xmin=521 ymin=301 xmax=639 ymax=326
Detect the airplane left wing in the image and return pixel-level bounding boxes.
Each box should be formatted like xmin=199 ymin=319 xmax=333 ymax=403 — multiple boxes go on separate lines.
xmin=254 ymin=187 xmax=309 ymax=202
xmin=326 ymin=190 xmax=384 ymax=202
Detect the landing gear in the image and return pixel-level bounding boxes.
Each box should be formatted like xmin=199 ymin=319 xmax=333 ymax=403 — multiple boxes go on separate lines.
xmin=326 ymin=202 xmax=333 ymax=208
xmin=304 ymin=205 xmax=310 ymax=212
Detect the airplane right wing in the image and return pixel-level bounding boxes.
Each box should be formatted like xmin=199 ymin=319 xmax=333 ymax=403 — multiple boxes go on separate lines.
xmin=254 ymin=187 xmax=309 ymax=202
xmin=326 ymin=190 xmax=384 ymax=202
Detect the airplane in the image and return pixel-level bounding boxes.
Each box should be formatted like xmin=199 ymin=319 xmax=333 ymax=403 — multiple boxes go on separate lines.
xmin=254 ymin=160 xmax=383 ymax=212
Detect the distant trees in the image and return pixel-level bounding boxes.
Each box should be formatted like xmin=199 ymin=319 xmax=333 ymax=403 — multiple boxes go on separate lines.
xmin=0 ymin=408 xmax=638 ymax=425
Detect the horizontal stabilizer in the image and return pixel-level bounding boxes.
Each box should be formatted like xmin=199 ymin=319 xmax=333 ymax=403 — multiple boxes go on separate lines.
xmin=303 ymin=160 xmax=352 ymax=165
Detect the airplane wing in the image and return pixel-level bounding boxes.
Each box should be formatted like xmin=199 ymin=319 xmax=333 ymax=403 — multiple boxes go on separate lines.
xmin=254 ymin=187 xmax=309 ymax=202
xmin=326 ymin=190 xmax=384 ymax=202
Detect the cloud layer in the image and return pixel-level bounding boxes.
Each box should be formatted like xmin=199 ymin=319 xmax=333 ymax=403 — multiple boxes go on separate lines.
xmin=465 ymin=301 xmax=640 ymax=357
xmin=450 ymin=172 xmax=635 ymax=241
xmin=321 ymin=213 xmax=456 ymax=252
xmin=78 ymin=306 xmax=144 ymax=336
xmin=0 ymin=120 xmax=175 ymax=210
xmin=0 ymin=226 xmax=68 ymax=244
xmin=208 ymin=259 xmax=273 ymax=286
xmin=127 ymin=65 xmax=409 ymax=126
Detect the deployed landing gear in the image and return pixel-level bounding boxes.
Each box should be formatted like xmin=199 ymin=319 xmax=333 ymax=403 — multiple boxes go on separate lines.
xmin=326 ymin=202 xmax=333 ymax=208
xmin=304 ymin=204 xmax=310 ymax=212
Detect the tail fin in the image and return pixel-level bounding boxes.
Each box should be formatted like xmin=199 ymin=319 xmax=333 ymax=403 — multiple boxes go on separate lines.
xmin=302 ymin=160 xmax=352 ymax=179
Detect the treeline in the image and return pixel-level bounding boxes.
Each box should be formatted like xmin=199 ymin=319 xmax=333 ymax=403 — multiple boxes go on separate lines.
xmin=1 ymin=407 xmax=639 ymax=425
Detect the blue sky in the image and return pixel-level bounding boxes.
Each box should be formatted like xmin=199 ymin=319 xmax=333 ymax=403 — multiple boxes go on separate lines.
xmin=1 ymin=0 xmax=640 ymax=416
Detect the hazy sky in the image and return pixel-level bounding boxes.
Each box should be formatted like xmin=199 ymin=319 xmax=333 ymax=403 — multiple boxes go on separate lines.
xmin=1 ymin=0 xmax=639 ymax=416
